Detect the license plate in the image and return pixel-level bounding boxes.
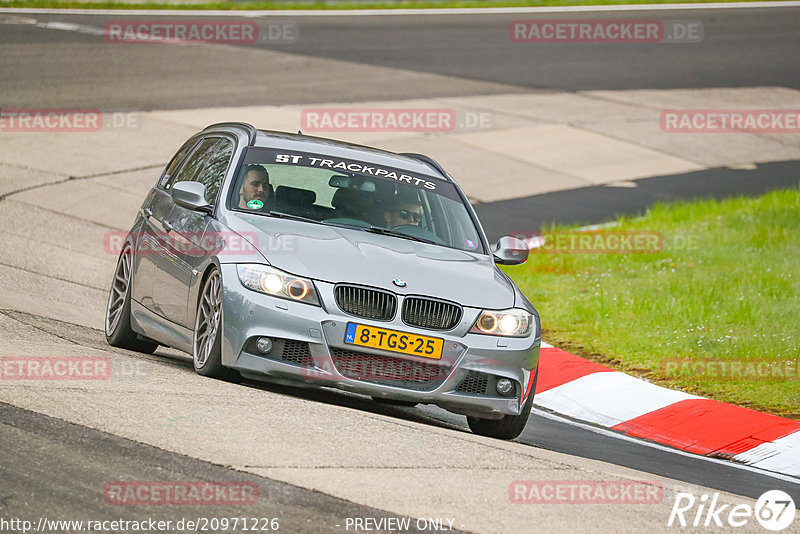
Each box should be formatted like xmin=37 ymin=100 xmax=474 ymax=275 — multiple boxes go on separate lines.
xmin=344 ymin=323 xmax=443 ymax=360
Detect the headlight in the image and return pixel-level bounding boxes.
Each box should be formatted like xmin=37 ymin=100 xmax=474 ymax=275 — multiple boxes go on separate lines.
xmin=469 ymin=308 xmax=534 ymax=337
xmin=236 ymin=264 xmax=320 ymax=306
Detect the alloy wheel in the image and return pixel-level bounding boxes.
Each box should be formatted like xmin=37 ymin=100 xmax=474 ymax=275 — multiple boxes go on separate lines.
xmin=105 ymin=247 xmax=132 ymax=337
xmin=194 ymin=271 xmax=221 ymax=369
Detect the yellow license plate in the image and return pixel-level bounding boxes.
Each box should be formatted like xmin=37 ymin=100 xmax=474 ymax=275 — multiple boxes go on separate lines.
xmin=344 ymin=323 xmax=443 ymax=360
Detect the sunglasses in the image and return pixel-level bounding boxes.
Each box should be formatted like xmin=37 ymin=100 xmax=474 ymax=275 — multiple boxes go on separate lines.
xmin=393 ymin=209 xmax=421 ymax=223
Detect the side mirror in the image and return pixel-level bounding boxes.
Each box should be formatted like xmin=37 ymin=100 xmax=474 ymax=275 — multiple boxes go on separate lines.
xmin=493 ymin=236 xmax=529 ymax=265
xmin=171 ymin=182 xmax=213 ymax=214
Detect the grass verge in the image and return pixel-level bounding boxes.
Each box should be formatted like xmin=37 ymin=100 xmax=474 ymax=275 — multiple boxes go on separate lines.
xmin=503 ymin=186 xmax=800 ymax=418
xmin=0 ymin=0 xmax=783 ymax=11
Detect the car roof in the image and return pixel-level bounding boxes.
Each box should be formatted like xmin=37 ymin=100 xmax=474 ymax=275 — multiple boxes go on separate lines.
xmin=203 ymin=122 xmax=452 ymax=182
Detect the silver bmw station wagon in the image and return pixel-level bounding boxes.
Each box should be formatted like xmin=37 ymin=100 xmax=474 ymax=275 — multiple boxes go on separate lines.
xmin=105 ymin=122 xmax=541 ymax=439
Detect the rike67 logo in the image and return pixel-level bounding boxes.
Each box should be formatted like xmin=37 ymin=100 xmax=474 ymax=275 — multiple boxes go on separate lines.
xmin=668 ymin=490 xmax=796 ymax=531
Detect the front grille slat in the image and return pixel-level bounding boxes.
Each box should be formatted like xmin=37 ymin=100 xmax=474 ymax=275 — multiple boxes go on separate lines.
xmin=335 ymin=285 xmax=396 ymax=321
xmin=402 ymin=297 xmax=462 ymax=331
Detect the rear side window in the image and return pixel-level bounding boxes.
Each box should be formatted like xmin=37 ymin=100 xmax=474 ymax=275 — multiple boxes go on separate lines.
xmin=194 ymin=139 xmax=234 ymax=204
xmin=165 ymin=138 xmax=220 ymax=191
xmin=158 ymin=139 xmax=199 ymax=189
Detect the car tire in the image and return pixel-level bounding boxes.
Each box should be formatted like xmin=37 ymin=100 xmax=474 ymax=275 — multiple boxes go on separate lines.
xmin=105 ymin=245 xmax=159 ymax=354
xmin=467 ymin=378 xmax=536 ymax=440
xmin=193 ymin=268 xmax=240 ymax=382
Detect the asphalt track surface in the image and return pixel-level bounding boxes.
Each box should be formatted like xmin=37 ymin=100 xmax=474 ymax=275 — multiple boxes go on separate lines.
xmin=2 ymin=5 xmax=800 ymax=531
xmin=1 ymin=6 xmax=799 ymax=109
xmin=0 ymin=401 xmax=437 ymax=534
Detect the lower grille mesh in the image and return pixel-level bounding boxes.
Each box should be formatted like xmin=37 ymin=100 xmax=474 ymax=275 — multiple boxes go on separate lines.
xmin=456 ymin=371 xmax=490 ymax=395
xmin=331 ymin=348 xmax=449 ymax=391
xmin=281 ymin=340 xmax=312 ymax=365
xmin=245 ymin=338 xmax=312 ymax=366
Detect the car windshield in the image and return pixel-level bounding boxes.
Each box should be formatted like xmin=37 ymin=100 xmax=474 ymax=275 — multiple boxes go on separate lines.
xmin=229 ymin=147 xmax=485 ymax=253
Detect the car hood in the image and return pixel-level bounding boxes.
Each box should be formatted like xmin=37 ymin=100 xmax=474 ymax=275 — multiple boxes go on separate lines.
xmin=227 ymin=215 xmax=515 ymax=309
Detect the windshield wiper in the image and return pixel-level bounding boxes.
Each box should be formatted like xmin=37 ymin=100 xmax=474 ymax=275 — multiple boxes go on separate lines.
xmin=268 ymin=211 xmax=365 ymax=231
xmin=266 ymin=213 xmax=436 ymax=245
xmin=364 ymin=226 xmax=437 ymax=245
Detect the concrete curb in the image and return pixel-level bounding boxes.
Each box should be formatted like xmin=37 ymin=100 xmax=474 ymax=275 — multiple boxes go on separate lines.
xmin=533 ymin=342 xmax=800 ymax=478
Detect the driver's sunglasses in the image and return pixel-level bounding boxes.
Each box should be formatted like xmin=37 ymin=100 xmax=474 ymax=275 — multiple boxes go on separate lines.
xmin=393 ymin=209 xmax=421 ymax=223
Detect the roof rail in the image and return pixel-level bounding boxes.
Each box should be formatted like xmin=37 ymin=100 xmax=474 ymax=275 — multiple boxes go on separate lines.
xmin=399 ymin=152 xmax=449 ymax=180
xmin=204 ymin=122 xmax=258 ymax=146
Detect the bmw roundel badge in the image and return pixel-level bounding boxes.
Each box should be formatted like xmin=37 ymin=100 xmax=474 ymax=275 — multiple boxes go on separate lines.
xmin=392 ymin=279 xmax=407 ymax=288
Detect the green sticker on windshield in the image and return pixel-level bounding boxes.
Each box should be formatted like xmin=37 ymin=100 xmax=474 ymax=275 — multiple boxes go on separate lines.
xmin=247 ymin=200 xmax=264 ymax=210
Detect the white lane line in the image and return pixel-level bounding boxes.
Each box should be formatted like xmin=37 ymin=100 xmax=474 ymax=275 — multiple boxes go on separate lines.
xmin=2 ymin=2 xmax=800 ymax=17
xmin=35 ymin=20 xmax=105 ymax=35
xmin=1 ymin=17 xmax=210 ymax=45
xmin=531 ymin=406 xmax=800 ymax=485
xmin=604 ymin=180 xmax=639 ymax=188
xmin=0 ymin=15 xmax=102 ymax=34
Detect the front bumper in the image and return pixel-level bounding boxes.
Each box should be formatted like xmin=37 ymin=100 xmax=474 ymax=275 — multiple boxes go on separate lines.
xmin=219 ymin=265 xmax=540 ymax=418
